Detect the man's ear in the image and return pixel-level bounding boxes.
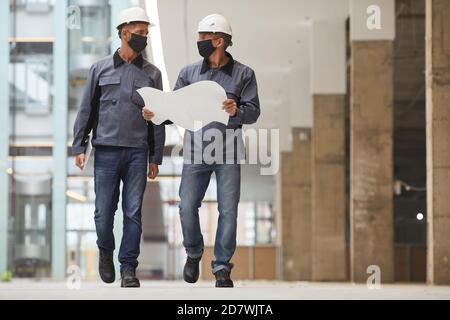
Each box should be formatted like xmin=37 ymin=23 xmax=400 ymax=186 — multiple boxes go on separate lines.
xmin=215 ymin=37 xmax=224 ymax=49
xmin=121 ymin=28 xmax=129 ymax=41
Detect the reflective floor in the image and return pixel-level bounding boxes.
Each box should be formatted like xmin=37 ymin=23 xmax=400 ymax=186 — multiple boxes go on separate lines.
xmin=1 ymin=281 xmax=450 ymax=300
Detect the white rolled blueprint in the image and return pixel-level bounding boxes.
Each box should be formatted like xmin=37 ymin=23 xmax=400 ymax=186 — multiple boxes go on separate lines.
xmin=137 ymin=80 xmax=229 ymax=131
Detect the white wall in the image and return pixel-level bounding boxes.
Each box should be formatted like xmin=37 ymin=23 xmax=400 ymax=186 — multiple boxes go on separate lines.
xmin=148 ymin=0 xmax=351 ymax=203
xmin=12 ymin=9 xmax=54 ymax=39
xmin=311 ymin=20 xmax=347 ymax=95
xmin=155 ymin=0 xmax=350 ymax=153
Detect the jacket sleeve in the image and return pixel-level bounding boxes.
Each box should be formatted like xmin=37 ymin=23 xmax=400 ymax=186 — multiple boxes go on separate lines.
xmin=148 ymin=70 xmax=166 ymax=165
xmin=228 ymin=69 xmax=261 ymax=126
xmin=173 ymin=67 xmax=190 ymax=91
xmin=72 ymin=64 xmax=100 ymax=155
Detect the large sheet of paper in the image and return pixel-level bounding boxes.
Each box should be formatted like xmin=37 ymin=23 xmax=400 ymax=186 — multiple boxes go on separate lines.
xmin=137 ymin=80 xmax=229 ymax=131
xmin=82 ymin=133 xmax=93 ymax=171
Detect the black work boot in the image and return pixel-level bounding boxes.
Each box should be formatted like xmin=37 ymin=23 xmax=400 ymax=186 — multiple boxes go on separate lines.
xmin=98 ymin=250 xmax=115 ymax=284
xmin=120 ymin=268 xmax=140 ymax=288
xmin=214 ymin=268 xmax=234 ymax=288
xmin=183 ymin=256 xmax=202 ymax=284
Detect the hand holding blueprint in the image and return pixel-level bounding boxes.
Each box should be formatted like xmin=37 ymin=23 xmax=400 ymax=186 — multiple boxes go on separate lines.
xmin=137 ymin=80 xmax=229 ymax=131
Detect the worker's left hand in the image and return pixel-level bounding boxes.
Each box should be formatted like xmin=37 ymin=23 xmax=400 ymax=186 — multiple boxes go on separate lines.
xmin=142 ymin=107 xmax=155 ymax=121
xmin=148 ymin=163 xmax=159 ymax=180
xmin=223 ymin=99 xmax=237 ymax=117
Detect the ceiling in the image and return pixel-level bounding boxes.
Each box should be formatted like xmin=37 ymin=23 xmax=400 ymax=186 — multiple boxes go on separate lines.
xmin=152 ymin=0 xmax=350 ymax=151
xmin=149 ymin=0 xmax=427 ymax=198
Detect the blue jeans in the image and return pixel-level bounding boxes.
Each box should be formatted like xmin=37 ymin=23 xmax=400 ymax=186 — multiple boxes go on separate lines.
xmin=179 ymin=163 xmax=241 ymax=274
xmin=94 ymin=146 xmax=148 ymax=271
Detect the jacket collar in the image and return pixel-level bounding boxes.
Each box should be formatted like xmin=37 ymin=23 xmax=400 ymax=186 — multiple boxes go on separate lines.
xmin=200 ymin=51 xmax=234 ymax=76
xmin=113 ymin=49 xmax=144 ymax=69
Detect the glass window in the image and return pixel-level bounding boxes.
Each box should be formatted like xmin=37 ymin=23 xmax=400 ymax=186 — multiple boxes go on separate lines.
xmin=9 ymin=42 xmax=53 ymax=113
xmin=8 ymin=5 xmax=55 ymax=278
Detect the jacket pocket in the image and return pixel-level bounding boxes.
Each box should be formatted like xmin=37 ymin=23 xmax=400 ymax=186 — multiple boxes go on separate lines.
xmin=97 ymin=77 xmax=121 ymax=139
xmin=99 ymin=76 xmax=121 ymax=102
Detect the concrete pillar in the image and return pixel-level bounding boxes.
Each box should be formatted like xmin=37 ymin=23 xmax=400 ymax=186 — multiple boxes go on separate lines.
xmin=349 ymin=0 xmax=396 ymax=283
xmin=426 ymin=0 xmax=450 ymax=285
xmin=0 ymin=0 xmax=10 ymax=275
xmin=280 ymin=128 xmax=312 ymax=281
xmin=310 ymin=20 xmax=347 ymax=281
xmin=312 ymin=96 xmax=346 ymax=281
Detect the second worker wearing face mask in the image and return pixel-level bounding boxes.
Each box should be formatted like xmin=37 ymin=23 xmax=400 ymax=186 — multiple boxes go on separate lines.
xmin=143 ymin=14 xmax=261 ymax=288
xmin=178 ymin=14 xmax=260 ymax=288
xmin=72 ymin=7 xmax=166 ymax=288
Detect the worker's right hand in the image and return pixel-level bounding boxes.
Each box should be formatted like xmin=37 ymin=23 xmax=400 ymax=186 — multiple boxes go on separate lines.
xmin=142 ymin=107 xmax=155 ymax=121
xmin=75 ymin=153 xmax=85 ymax=170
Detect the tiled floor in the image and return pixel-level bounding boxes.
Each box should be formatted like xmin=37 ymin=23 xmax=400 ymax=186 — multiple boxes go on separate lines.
xmin=1 ymin=280 xmax=450 ymax=300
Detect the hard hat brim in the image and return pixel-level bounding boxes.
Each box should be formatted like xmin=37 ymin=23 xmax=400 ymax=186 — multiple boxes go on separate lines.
xmin=197 ymin=29 xmax=232 ymax=36
xmin=116 ymin=21 xmax=155 ymax=30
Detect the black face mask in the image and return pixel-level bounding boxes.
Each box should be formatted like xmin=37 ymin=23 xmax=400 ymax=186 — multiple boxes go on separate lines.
xmin=197 ymin=39 xmax=216 ymax=58
xmin=128 ymin=33 xmax=148 ymax=54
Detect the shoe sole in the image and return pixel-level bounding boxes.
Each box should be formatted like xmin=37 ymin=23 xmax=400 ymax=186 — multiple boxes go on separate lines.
xmin=101 ymin=277 xmax=115 ymax=284
xmin=215 ymin=281 xmax=234 ymax=288
xmin=99 ymin=272 xmax=115 ymax=284
xmin=121 ymin=282 xmax=140 ymax=288
xmin=183 ymin=275 xmax=199 ymax=284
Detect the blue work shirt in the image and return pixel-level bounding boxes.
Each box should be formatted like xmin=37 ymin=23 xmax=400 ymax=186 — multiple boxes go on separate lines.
xmin=174 ymin=52 xmax=260 ymax=164
xmin=72 ymin=49 xmax=166 ymax=164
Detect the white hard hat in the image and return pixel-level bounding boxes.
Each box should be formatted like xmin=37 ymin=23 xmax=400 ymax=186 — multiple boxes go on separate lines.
xmin=197 ymin=14 xmax=232 ymax=36
xmin=116 ymin=7 xmax=153 ymax=29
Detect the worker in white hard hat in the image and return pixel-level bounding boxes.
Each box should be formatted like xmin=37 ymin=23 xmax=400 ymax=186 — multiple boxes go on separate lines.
xmin=143 ymin=13 xmax=261 ymax=288
xmin=72 ymin=7 xmax=166 ymax=288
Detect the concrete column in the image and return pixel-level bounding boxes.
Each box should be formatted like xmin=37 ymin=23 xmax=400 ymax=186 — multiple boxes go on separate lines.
xmin=426 ymin=0 xmax=450 ymax=285
xmin=349 ymin=0 xmax=396 ymax=283
xmin=0 ymin=0 xmax=10 ymax=275
xmin=280 ymin=128 xmax=312 ymax=281
xmin=52 ymin=0 xmax=69 ymax=279
xmin=312 ymin=96 xmax=346 ymax=281
xmin=310 ymin=20 xmax=347 ymax=281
